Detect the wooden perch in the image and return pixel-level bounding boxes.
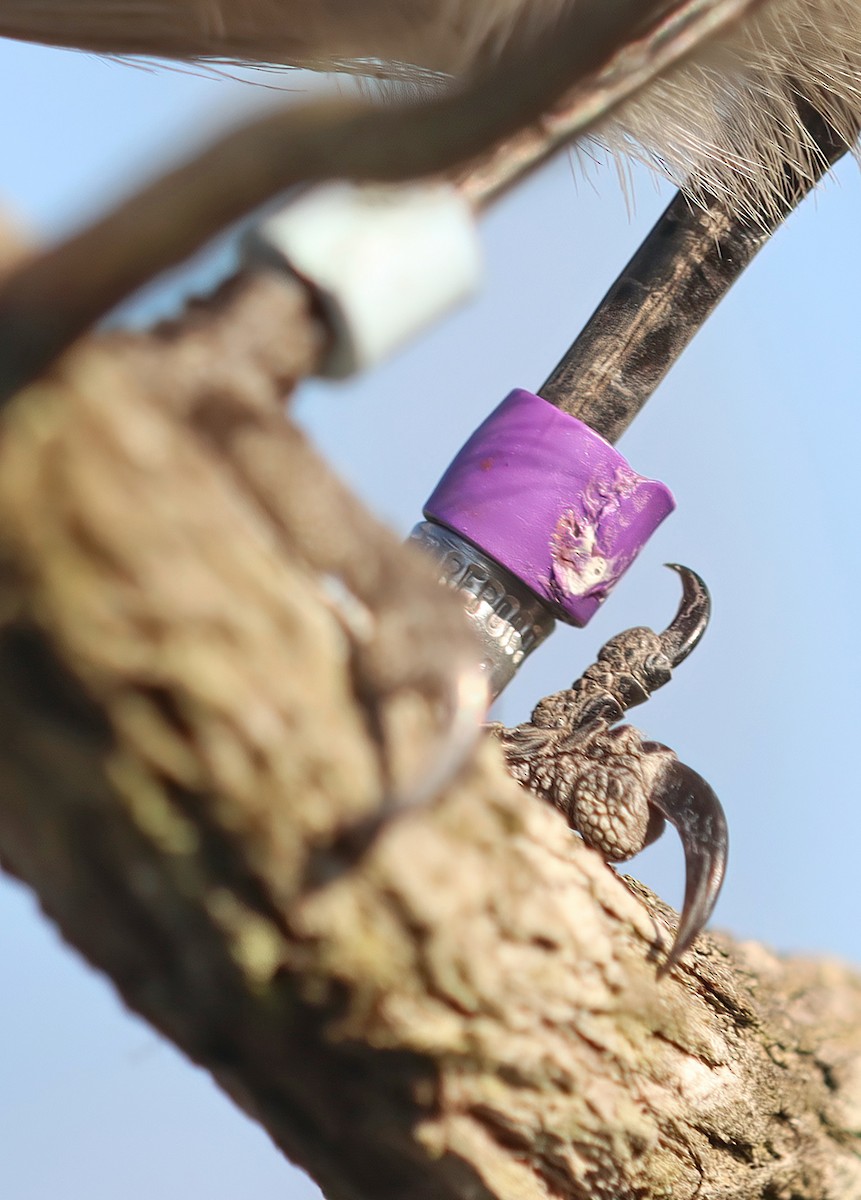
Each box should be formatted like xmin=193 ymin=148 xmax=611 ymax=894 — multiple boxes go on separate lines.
xmin=0 ymin=249 xmax=861 ymax=1200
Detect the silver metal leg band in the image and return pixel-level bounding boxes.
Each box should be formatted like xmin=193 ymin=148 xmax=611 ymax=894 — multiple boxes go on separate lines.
xmin=409 ymin=520 xmax=555 ymax=698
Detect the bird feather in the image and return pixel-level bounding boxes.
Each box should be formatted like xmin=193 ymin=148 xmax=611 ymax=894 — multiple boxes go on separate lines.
xmin=0 ymin=0 xmax=858 ymax=217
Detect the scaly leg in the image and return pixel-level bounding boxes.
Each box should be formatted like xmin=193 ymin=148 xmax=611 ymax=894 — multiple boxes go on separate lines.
xmin=491 ymin=565 xmax=727 ymax=972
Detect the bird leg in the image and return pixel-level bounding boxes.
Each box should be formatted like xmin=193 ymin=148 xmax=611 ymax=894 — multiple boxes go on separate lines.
xmin=490 ymin=564 xmax=727 ymax=971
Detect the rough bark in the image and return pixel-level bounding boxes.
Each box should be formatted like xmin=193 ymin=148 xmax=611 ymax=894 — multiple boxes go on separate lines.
xmin=1 ymin=259 xmax=861 ymax=1200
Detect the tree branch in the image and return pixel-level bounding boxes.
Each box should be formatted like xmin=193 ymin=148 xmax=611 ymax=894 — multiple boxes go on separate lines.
xmin=0 ymin=257 xmax=858 ymax=1198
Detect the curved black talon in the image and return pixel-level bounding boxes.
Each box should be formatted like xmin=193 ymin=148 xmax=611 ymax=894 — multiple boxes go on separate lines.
xmin=496 ymin=562 xmax=725 ymax=976
xmin=659 ymin=564 xmax=711 ymax=668
xmin=644 ymin=749 xmax=728 ymax=974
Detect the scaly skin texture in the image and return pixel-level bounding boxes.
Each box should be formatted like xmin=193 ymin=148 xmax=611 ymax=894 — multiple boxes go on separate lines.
xmin=489 ymin=573 xmax=728 ymax=970
xmin=490 ymin=626 xmax=674 ymax=862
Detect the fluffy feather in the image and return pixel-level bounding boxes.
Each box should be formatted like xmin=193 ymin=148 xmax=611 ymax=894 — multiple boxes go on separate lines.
xmin=613 ymin=0 xmax=861 ymax=218
xmin=0 ymin=0 xmax=859 ymax=216
xmin=0 ymin=0 xmax=572 ymax=73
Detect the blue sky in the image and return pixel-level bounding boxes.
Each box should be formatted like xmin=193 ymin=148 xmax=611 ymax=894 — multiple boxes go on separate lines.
xmin=1 ymin=34 xmax=860 ymax=1199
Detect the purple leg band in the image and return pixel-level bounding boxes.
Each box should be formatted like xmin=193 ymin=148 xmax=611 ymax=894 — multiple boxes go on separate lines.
xmin=424 ymin=389 xmax=675 ymax=626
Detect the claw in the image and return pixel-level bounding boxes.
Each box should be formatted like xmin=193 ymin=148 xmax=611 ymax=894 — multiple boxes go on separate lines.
xmin=643 ymin=747 xmax=728 ymax=974
xmin=659 ymin=564 xmax=711 ymax=668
